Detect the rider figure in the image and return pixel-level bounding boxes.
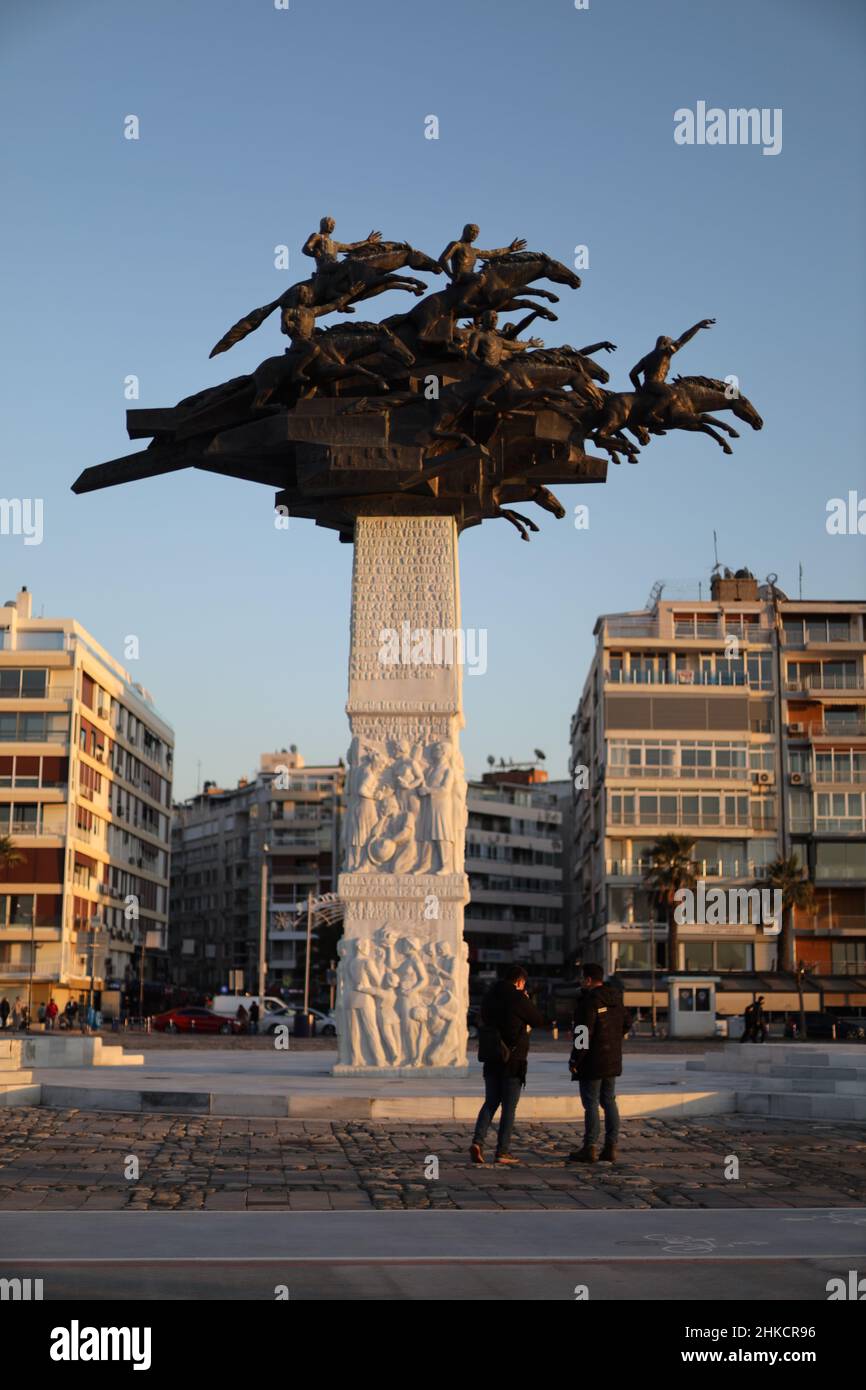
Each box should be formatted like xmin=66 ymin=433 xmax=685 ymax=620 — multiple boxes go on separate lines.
xmin=629 ymin=319 xmax=715 ymax=425
xmin=302 ymin=216 xmax=382 ymax=273
xmin=438 ymin=224 xmax=526 ymax=283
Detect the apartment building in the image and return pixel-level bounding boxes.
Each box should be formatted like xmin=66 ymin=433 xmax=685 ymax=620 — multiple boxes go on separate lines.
xmin=465 ymin=768 xmax=566 ymax=981
xmin=569 ymin=570 xmax=866 ymax=1016
xmin=0 ymin=587 xmax=174 ymax=1013
xmin=169 ymin=751 xmax=344 ymax=994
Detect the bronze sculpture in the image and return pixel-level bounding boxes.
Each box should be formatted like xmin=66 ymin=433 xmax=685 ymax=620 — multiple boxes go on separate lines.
xmin=73 ymin=218 xmax=762 ymax=540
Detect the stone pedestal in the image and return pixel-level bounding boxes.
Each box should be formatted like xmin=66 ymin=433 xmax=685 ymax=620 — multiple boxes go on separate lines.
xmin=333 ymin=515 xmax=470 ymax=1074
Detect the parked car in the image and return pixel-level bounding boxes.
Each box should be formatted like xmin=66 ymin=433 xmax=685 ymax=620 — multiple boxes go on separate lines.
xmin=262 ymin=1006 xmax=337 ymax=1036
xmin=153 ymin=1006 xmax=239 ymax=1035
xmin=784 ymin=1012 xmax=865 ymax=1041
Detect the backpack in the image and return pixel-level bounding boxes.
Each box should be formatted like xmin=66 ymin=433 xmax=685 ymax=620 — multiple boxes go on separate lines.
xmin=477 ymin=1024 xmax=513 ymax=1065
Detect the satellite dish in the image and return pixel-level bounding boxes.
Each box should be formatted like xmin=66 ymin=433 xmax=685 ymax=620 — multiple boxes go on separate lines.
xmin=534 ymin=748 xmax=546 ymax=761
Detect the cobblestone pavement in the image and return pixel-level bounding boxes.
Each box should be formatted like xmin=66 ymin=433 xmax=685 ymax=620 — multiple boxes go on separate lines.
xmin=0 ymin=1109 xmax=864 ymax=1211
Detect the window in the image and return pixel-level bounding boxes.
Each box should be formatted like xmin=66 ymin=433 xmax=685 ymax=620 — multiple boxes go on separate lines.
xmin=16 ymin=632 xmax=65 ymax=651
xmin=0 ymin=669 xmax=47 ymax=698
xmin=816 ymin=842 xmax=866 ymax=880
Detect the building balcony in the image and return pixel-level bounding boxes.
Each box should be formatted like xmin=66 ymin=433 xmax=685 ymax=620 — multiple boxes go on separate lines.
xmin=786 ymin=675 xmax=864 ymax=694
xmin=609 ymin=813 xmax=756 ymax=831
xmin=606 ymin=764 xmax=753 ymax=781
xmin=604 ymin=669 xmax=751 ymax=688
xmin=605 ymin=857 xmax=772 ymax=880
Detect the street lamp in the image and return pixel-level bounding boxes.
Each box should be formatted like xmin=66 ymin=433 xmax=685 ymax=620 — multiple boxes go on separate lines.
xmin=258 ymin=841 xmax=270 ymax=1002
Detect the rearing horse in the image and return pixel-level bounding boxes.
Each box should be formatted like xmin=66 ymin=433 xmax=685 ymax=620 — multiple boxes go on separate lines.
xmin=593 ymin=374 xmax=763 ymax=458
xmin=384 ymin=250 xmax=581 ymax=354
xmin=209 ymin=241 xmax=443 ymax=358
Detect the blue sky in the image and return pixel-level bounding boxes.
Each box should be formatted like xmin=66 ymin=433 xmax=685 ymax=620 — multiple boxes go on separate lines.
xmin=1 ymin=0 xmax=864 ymax=797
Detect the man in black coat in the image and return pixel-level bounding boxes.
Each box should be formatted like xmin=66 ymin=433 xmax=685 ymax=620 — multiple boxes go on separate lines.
xmin=470 ymin=964 xmax=549 ymax=1166
xmin=568 ymin=963 xmax=629 ymax=1164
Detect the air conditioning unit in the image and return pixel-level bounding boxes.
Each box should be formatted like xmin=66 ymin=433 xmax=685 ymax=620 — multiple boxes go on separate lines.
xmin=97 ymin=704 xmax=109 ymax=720
xmin=787 ymin=722 xmax=805 ymax=735
xmin=790 ymin=772 xmax=804 ymax=785
xmin=753 ymin=771 xmax=774 ymax=786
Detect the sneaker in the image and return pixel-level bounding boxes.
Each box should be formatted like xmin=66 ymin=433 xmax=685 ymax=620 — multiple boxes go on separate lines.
xmin=494 ymin=1153 xmax=521 ymax=1166
xmin=469 ymin=1142 xmax=485 ymax=1165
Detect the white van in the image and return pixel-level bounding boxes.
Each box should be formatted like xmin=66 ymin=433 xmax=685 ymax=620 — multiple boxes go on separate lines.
xmin=210 ymin=994 xmax=292 ymax=1031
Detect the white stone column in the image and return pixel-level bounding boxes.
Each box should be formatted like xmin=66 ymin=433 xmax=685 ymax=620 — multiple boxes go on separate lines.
xmin=334 ymin=515 xmax=470 ymax=1075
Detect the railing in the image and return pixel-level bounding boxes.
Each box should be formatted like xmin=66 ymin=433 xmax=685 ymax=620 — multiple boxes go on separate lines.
xmin=605 ymin=669 xmax=750 ymax=687
xmin=606 ymin=858 xmax=772 ymax=879
xmin=814 ymin=770 xmax=866 ymax=783
xmin=610 ymin=813 xmax=752 ymax=829
xmin=786 ymin=675 xmax=864 ymax=692
xmin=815 ymin=818 xmax=866 ymax=833
xmin=607 ymin=764 xmax=753 ymax=780
xmin=604 ymin=617 xmax=658 ymax=638
xmin=812 ymin=722 xmax=866 ymax=737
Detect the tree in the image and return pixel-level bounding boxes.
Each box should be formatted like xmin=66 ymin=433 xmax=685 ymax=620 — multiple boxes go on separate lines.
xmin=0 ymin=834 xmax=24 ymax=877
xmin=766 ymin=853 xmax=815 ymax=975
xmin=642 ymin=835 xmax=698 ymax=980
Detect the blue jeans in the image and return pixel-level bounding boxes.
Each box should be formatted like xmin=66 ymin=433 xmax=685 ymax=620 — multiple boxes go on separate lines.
xmin=579 ymin=1077 xmax=619 ymax=1147
xmin=473 ymin=1068 xmax=523 ymax=1156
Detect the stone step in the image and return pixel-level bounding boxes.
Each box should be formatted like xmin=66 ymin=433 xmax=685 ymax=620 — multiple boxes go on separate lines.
xmin=15 ymin=1036 xmax=144 ymax=1069
xmin=0 ymin=1071 xmax=34 ymax=1086
xmin=687 ymin=1058 xmax=866 ymax=1082
xmin=736 ymin=1089 xmax=866 ymax=1122
xmin=0 ymin=1083 xmax=40 ymax=1108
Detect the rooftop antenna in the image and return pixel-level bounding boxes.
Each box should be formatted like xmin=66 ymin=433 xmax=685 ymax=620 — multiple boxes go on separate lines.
xmin=712 ymin=529 xmax=720 ymax=574
xmin=799 ymin=562 xmax=803 ymax=600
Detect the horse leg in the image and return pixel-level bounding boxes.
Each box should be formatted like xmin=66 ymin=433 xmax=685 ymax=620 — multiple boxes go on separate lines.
xmin=668 ymin=411 xmax=733 ymax=454
xmin=497 ymin=297 xmax=559 ymax=321
xmin=701 ymin=414 xmax=739 ymax=438
xmin=497 ymin=508 xmax=539 ymax=541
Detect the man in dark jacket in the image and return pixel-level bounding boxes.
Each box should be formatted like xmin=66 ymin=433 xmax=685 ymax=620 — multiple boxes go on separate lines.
xmin=470 ymin=964 xmax=548 ymax=1166
xmin=568 ymin=963 xmax=629 ymax=1164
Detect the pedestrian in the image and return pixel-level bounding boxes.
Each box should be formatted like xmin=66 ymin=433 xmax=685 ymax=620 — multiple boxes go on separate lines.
xmin=753 ymin=995 xmax=767 ymax=1043
xmin=0 ymin=997 xmax=9 ymax=1031
xmin=37 ymin=1002 xmax=46 ymax=1027
xmin=46 ymin=998 xmax=58 ymax=1031
xmin=470 ymin=963 xmax=549 ymax=1167
xmin=11 ymin=997 xmax=23 ymax=1031
xmin=79 ymin=1000 xmax=89 ymax=1035
xmin=740 ymin=1000 xmax=756 ymax=1043
xmin=568 ymin=963 xmax=630 ymax=1164
xmin=236 ymin=1003 xmax=249 ymax=1033
xmin=64 ymin=1000 xmax=75 ymax=1030
xmin=249 ymin=999 xmax=260 ymax=1036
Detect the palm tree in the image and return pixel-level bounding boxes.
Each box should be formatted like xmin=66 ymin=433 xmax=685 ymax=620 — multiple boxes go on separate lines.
xmin=642 ymin=834 xmax=698 ymax=987
xmin=766 ymin=853 xmax=815 ymax=975
xmin=0 ymin=834 xmax=24 ymax=877
xmin=0 ymin=835 xmax=27 ymax=1019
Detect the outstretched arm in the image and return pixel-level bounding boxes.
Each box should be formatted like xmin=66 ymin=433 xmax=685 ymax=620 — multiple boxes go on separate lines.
xmin=577 ymin=341 xmax=617 ymax=356
xmin=502 ymin=310 xmax=546 ymax=339
xmin=337 ymin=231 xmax=382 ymax=253
xmin=673 ymin=318 xmax=715 ymax=352
xmin=476 ymin=237 xmax=527 ymax=259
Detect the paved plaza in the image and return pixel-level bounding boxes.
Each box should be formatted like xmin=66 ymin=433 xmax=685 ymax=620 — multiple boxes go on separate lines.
xmin=0 ymin=1107 xmax=863 ymax=1212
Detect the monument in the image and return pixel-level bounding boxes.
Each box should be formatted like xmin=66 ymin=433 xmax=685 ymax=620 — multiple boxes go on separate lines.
xmin=72 ymin=215 xmax=762 ymax=1073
